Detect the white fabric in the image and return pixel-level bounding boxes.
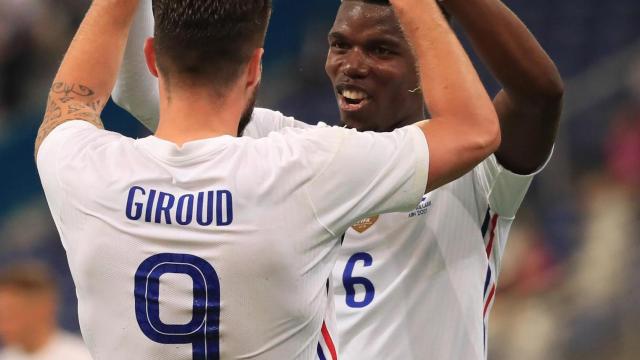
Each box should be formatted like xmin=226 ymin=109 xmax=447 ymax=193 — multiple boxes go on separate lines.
xmin=200 ymin=109 xmax=545 ymax=360
xmin=36 ymin=112 xmax=428 ymax=360
xmin=110 ymin=4 xmax=544 ymax=358
xmin=0 ymin=332 xmax=91 ymax=360
xmin=243 ymin=108 xmax=315 ymax=138
xmin=332 ymin=153 xmax=547 ymax=360
xmin=112 ymin=0 xmax=158 ymax=131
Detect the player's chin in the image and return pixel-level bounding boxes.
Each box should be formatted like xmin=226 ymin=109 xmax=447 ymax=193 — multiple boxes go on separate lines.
xmin=339 ymin=109 xmax=380 ymax=132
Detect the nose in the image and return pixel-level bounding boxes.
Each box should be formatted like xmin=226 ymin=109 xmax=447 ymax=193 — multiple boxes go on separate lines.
xmin=342 ymin=49 xmax=370 ymax=78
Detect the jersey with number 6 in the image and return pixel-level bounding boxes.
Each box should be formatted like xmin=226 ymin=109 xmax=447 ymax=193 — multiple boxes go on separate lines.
xmin=332 ymin=151 xmax=546 ymax=359
xmin=36 ymin=109 xmax=429 ymax=360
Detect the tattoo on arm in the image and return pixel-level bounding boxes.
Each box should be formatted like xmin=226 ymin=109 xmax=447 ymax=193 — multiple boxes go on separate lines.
xmin=35 ymin=82 xmax=105 ymax=157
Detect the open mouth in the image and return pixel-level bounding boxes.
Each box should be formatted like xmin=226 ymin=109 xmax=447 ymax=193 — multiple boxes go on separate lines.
xmin=337 ymin=86 xmax=371 ymax=112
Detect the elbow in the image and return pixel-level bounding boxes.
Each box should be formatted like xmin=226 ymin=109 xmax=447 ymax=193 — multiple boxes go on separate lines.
xmin=540 ymin=75 xmax=565 ymax=104
xmin=454 ymin=101 xmax=502 ymax=160
xmin=446 ymin=108 xmax=501 ymax=164
xmin=486 ymin=120 xmax=502 ymax=154
xmin=528 ymin=73 xmax=565 ymax=107
xmin=479 ymin=112 xmax=502 ymax=156
xmin=508 ymin=69 xmax=565 ymax=109
xmin=470 ymin=107 xmax=501 ymax=159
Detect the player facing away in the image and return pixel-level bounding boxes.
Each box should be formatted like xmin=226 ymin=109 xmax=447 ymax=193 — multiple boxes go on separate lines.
xmin=36 ymin=0 xmax=500 ymax=359
xmin=113 ymin=0 xmax=562 ymax=359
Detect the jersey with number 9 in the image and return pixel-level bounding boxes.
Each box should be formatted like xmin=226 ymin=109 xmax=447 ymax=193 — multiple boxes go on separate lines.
xmin=36 ymin=109 xmax=429 ymax=359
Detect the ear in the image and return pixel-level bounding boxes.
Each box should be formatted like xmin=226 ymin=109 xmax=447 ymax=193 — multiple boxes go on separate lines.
xmin=245 ymin=48 xmax=264 ymax=90
xmin=144 ymin=37 xmax=159 ymax=78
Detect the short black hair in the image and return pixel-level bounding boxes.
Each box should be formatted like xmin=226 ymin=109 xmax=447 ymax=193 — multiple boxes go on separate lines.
xmin=152 ymin=0 xmax=272 ymax=90
xmin=342 ymin=0 xmax=451 ymax=21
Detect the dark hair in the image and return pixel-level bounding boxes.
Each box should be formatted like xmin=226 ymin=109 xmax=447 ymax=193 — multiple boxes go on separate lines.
xmin=342 ymin=0 xmax=451 ymax=21
xmin=152 ymin=0 xmax=272 ymax=90
xmin=0 ymin=262 xmax=57 ymax=294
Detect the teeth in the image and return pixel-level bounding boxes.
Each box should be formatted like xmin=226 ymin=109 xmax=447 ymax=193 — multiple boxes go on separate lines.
xmin=342 ymin=89 xmax=367 ymax=100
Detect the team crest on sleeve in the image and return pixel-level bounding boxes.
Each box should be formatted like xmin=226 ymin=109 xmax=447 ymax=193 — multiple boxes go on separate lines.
xmin=351 ymin=216 xmax=379 ymax=233
xmin=408 ymin=195 xmax=432 ymax=218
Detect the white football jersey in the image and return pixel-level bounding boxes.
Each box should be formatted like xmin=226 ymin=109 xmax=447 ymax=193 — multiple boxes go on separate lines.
xmin=332 ymin=153 xmax=545 ymax=360
xmin=200 ymin=110 xmax=544 ymax=359
xmin=36 ymin=111 xmax=429 ymax=360
xmin=109 ymin=6 xmax=543 ymax=355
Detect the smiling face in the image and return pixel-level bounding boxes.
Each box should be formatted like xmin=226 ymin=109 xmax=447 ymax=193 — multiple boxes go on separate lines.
xmin=325 ymin=0 xmax=424 ymax=132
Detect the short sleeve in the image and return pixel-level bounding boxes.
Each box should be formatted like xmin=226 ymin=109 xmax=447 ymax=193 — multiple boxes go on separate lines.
xmin=242 ymin=108 xmax=315 ymax=139
xmin=37 ymin=121 xmax=117 ymax=225
xmin=300 ymin=125 xmax=429 ymax=235
xmin=473 ymin=149 xmax=553 ymax=218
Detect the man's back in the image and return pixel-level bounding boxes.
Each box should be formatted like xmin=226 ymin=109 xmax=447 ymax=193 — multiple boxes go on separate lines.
xmin=37 ymin=116 xmax=429 ymax=359
xmin=34 ymin=0 xmax=502 ymax=357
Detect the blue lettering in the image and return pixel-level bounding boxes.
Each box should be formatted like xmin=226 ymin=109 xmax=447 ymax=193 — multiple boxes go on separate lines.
xmin=215 ymin=191 xmax=233 ymax=226
xmin=155 ymin=192 xmax=176 ymax=224
xmin=126 ymin=187 xmax=233 ymax=227
xmin=196 ymin=191 xmax=214 ymax=226
xmin=126 ymin=186 xmax=146 ymax=220
xmin=145 ymin=189 xmax=157 ymax=223
xmin=177 ymin=194 xmax=194 ymax=225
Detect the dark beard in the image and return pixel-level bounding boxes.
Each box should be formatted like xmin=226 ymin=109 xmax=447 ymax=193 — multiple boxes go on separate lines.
xmin=237 ymin=90 xmax=258 ymax=136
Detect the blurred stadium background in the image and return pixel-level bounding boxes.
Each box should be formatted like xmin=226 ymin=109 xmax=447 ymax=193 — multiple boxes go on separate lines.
xmin=0 ymin=0 xmax=638 ymax=358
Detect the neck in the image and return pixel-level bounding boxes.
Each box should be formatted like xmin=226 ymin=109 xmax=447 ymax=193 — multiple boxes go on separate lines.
xmin=384 ymin=107 xmax=426 ymax=132
xmin=155 ymin=83 xmax=243 ymax=146
xmin=398 ymin=110 xmax=425 ymax=128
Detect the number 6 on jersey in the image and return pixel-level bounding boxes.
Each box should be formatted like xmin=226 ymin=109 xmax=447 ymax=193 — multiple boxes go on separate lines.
xmin=343 ymin=252 xmax=376 ymax=308
xmin=134 ymin=253 xmax=220 ymax=360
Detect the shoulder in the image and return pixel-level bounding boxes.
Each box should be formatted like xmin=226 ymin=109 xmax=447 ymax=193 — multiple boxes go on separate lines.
xmin=251 ymin=107 xmax=287 ymax=123
xmin=247 ymin=126 xmax=350 ymax=165
xmin=243 ymin=108 xmax=318 ymax=138
xmin=39 ymin=120 xmax=126 ymax=151
xmin=252 ymin=107 xmax=288 ymax=120
xmin=37 ymin=121 xmax=132 ymax=166
xmin=37 ymin=121 xmax=134 ymax=192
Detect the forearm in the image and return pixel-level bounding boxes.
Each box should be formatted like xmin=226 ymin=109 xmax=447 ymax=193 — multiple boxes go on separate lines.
xmin=112 ymin=0 xmax=160 ymax=131
xmin=442 ymin=0 xmax=563 ymax=173
xmin=36 ymin=0 xmax=140 ymax=155
xmin=390 ymin=0 xmax=499 ymax=191
xmin=53 ymin=0 xmax=139 ymax=107
xmin=441 ymin=0 xmax=563 ymax=101
xmin=390 ymin=0 xmax=496 ymax=126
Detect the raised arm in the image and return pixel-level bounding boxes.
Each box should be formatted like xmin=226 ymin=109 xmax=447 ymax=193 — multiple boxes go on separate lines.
xmin=441 ymin=0 xmax=564 ymax=174
xmin=112 ymin=0 xmax=160 ymax=131
xmin=390 ymin=0 xmax=501 ymax=192
xmin=35 ymin=0 xmax=140 ymax=156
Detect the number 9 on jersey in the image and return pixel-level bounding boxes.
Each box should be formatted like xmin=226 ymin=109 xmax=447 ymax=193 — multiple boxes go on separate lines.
xmin=134 ymin=253 xmax=221 ymax=360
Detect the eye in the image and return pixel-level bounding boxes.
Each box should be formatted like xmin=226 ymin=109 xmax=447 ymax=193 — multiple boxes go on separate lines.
xmin=330 ymin=40 xmax=350 ymax=51
xmin=372 ymin=46 xmax=393 ymax=57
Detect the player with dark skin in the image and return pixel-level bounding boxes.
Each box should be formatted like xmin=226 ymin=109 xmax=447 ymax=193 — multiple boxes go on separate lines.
xmin=110 ymin=1 xmax=562 ymax=356
xmin=326 ymin=0 xmax=563 ymax=174
xmin=324 ymin=1 xmax=562 ymax=357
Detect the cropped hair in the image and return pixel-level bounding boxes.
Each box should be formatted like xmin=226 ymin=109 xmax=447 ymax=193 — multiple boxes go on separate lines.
xmin=342 ymin=0 xmax=451 ymax=21
xmin=152 ymin=0 xmax=272 ymax=89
